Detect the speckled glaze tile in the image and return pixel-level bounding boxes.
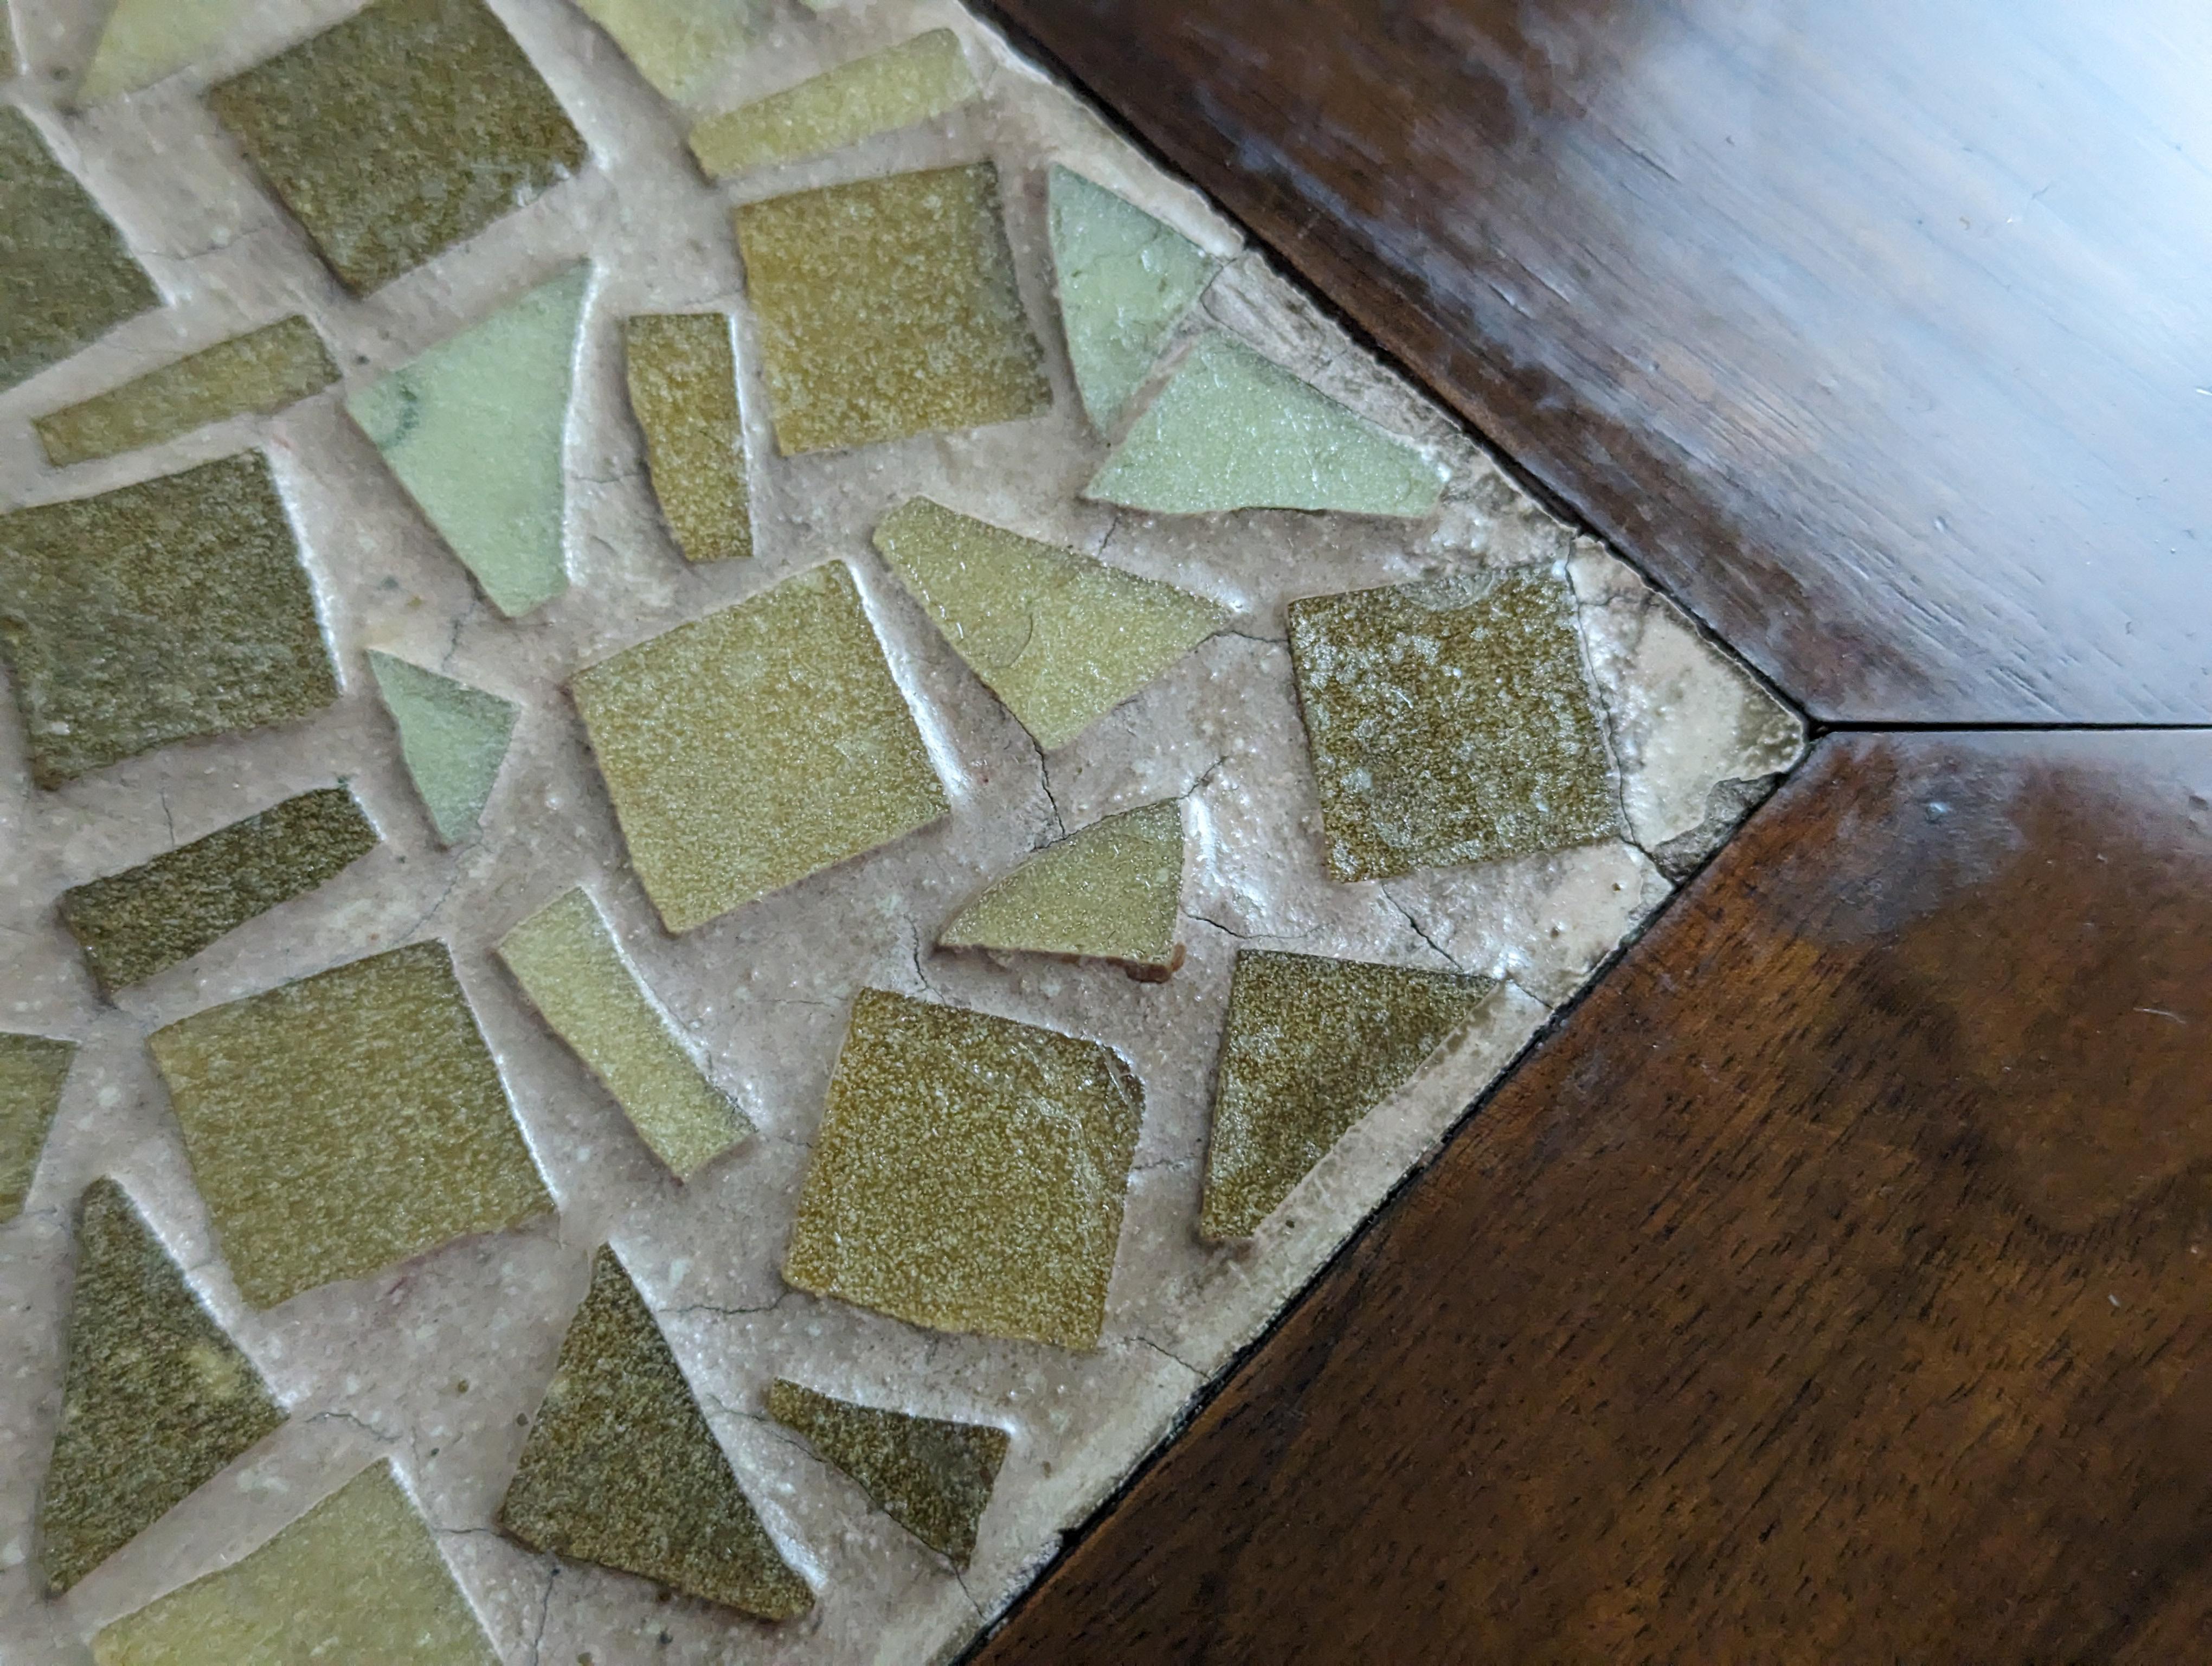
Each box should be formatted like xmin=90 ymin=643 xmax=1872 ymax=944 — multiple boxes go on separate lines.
xmin=0 ymin=107 xmax=157 ymax=392
xmin=624 ymin=312 xmax=752 ymax=562
xmin=207 ymin=0 xmax=586 ymax=294
xmin=578 ymin=0 xmax=766 ymax=104
xmin=0 ymin=1034 xmax=74 ymax=1222
xmin=76 ymin=0 xmax=255 ymax=102
xmin=1049 ymin=165 xmax=1218 ymax=430
xmin=368 ymin=650 xmax=519 ymax=845
xmin=768 ymin=1377 xmax=1008 ymax=1566
xmin=941 ymin=800 xmax=1184 ymax=972
xmin=40 ymin=1180 xmax=286 ymax=1592
xmin=690 ymin=30 xmax=978 ymax=177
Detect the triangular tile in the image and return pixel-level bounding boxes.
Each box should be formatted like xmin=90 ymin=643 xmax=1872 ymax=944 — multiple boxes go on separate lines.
xmin=767 ymin=1379 xmax=1008 ymax=1566
xmin=1086 ymin=332 xmax=1445 ymax=517
xmin=348 ymin=266 xmax=588 ymax=617
xmin=40 ymin=1178 xmax=285 ymax=1592
xmin=577 ymin=0 xmax=763 ymax=105
xmin=873 ymin=496 xmax=1224 ymax=751
xmin=1201 ymin=952 xmax=1497 ymax=1239
xmin=1047 ymin=166 xmax=1217 ymax=430
xmin=2 ymin=1033 xmax=75 ymax=1223
xmin=499 ymin=1247 xmax=813 ymax=1620
xmin=941 ymin=801 xmax=1183 ymax=972
xmin=79 ymin=0 xmax=253 ymax=102
xmin=368 ymin=651 xmax=518 ymax=847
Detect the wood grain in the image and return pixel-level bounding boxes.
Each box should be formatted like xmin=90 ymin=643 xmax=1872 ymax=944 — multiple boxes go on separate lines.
xmin=970 ymin=732 xmax=2212 ymax=1663
xmin=986 ymin=0 xmax=2212 ymax=723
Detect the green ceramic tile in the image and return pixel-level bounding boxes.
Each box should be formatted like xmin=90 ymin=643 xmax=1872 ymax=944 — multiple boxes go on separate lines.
xmin=147 ymin=941 xmax=551 ymax=1310
xmin=1287 ymin=569 xmax=1621 ymax=880
xmin=1086 ymin=333 xmax=1445 ymax=517
xmin=690 ymin=30 xmax=978 ymax=177
xmin=79 ymin=0 xmax=254 ymax=102
xmin=1 ymin=1034 xmax=75 ymax=1223
xmin=41 ymin=1180 xmax=286 ymax=1593
xmin=872 ymin=497 xmax=1225 ymax=751
xmin=499 ymin=1247 xmax=813 ymax=1620
xmin=207 ymin=0 xmax=586 ymax=294
xmin=367 ymin=652 xmax=518 ymax=847
xmin=736 ymin=162 xmax=1051 ymax=455
xmin=571 ymin=562 xmax=948 ymax=933
xmin=940 ymin=800 xmax=1182 ymax=972
xmin=0 ymin=107 xmax=158 ymax=393
xmin=577 ymin=0 xmax=763 ymax=104
xmin=624 ymin=313 xmax=750 ymax=563
xmin=767 ymin=1379 xmax=1007 ymax=1566
xmin=35 ymin=316 xmax=337 ymax=468
xmin=349 ymin=267 xmax=586 ymax=617
xmin=1047 ymin=166 xmax=1217 ymax=431
xmin=91 ymin=1462 xmax=500 ymax=1666
xmin=1200 ymin=952 xmax=1496 ymax=1240
xmin=0 ymin=452 xmax=337 ymax=789
xmin=783 ymin=989 xmax=1143 ymax=1350
xmin=498 ymin=889 xmax=749 ymax=1178
xmin=59 ymin=786 xmax=378 ymax=996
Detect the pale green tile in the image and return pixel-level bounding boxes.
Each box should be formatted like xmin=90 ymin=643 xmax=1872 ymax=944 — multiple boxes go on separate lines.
xmin=690 ymin=30 xmax=978 ymax=177
xmin=736 ymin=162 xmax=1051 ymax=454
xmin=207 ymin=0 xmax=585 ymax=294
xmin=60 ymin=786 xmax=379 ymax=995
xmin=783 ymin=989 xmax=1143 ymax=1351
xmin=1 ymin=1034 xmax=74 ymax=1223
xmin=368 ymin=651 xmax=518 ymax=847
xmin=1086 ymin=332 xmax=1445 ymax=516
xmin=92 ymin=1462 xmax=499 ymax=1666
xmin=498 ymin=889 xmax=748 ymax=1178
xmin=577 ymin=0 xmax=763 ymax=104
xmin=0 ymin=452 xmax=337 ymax=789
xmin=36 ymin=316 xmax=337 ymax=467
xmin=41 ymin=1180 xmax=285 ymax=1592
xmin=1287 ymin=569 xmax=1620 ymax=881
xmin=79 ymin=0 xmax=253 ymax=102
xmin=1200 ymin=952 xmax=1496 ymax=1240
xmin=349 ymin=266 xmax=585 ymax=617
xmin=499 ymin=1247 xmax=813 ymax=1619
xmin=147 ymin=941 xmax=552 ymax=1309
xmin=941 ymin=800 xmax=1183 ymax=972
xmin=0 ymin=107 xmax=158 ymax=392
xmin=767 ymin=1378 xmax=1007 ymax=1566
xmin=872 ymin=496 xmax=1223 ymax=750
xmin=625 ymin=313 xmax=750 ymax=563
xmin=1047 ymin=166 xmax=1217 ymax=431
xmin=571 ymin=562 xmax=948 ymax=933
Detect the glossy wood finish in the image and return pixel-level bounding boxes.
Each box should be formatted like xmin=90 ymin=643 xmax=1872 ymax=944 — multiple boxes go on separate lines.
xmin=987 ymin=0 xmax=2212 ymax=722
xmin=971 ymin=732 xmax=2212 ymax=1662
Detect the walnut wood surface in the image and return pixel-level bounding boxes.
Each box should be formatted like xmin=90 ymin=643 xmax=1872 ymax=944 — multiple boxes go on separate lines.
xmin=971 ymin=732 xmax=2212 ymax=1662
xmin=987 ymin=0 xmax=2212 ymax=723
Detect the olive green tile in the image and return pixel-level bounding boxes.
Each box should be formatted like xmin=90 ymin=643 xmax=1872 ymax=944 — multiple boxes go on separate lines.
xmin=624 ymin=313 xmax=750 ymax=563
xmin=767 ymin=1378 xmax=1006 ymax=1566
xmin=79 ymin=0 xmax=255 ymax=102
xmin=206 ymin=0 xmax=586 ymax=295
xmin=368 ymin=652 xmax=518 ymax=847
xmin=499 ymin=1247 xmax=812 ymax=1620
xmin=1287 ymin=569 xmax=1621 ymax=880
xmin=41 ymin=1179 xmax=286 ymax=1593
xmin=348 ymin=266 xmax=587 ymax=617
xmin=1086 ymin=332 xmax=1446 ymax=517
xmin=577 ymin=0 xmax=763 ymax=104
xmin=35 ymin=316 xmax=337 ymax=468
xmin=571 ymin=562 xmax=948 ymax=933
xmin=940 ymin=800 xmax=1182 ymax=972
xmin=91 ymin=1462 xmax=499 ymax=1666
xmin=59 ymin=786 xmax=378 ymax=996
xmin=1200 ymin=952 xmax=1497 ymax=1240
xmin=1 ymin=1033 xmax=75 ymax=1223
xmin=0 ymin=452 xmax=338 ymax=789
xmin=498 ymin=889 xmax=749 ymax=1179
xmin=689 ymin=30 xmax=978 ymax=177
xmin=0 ymin=107 xmax=158 ymax=392
xmin=783 ymin=989 xmax=1143 ymax=1351
xmin=147 ymin=940 xmax=551 ymax=1310
xmin=872 ymin=497 xmax=1224 ymax=751
xmin=1047 ymin=166 xmax=1218 ymax=431
xmin=735 ymin=162 xmax=1051 ymax=455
